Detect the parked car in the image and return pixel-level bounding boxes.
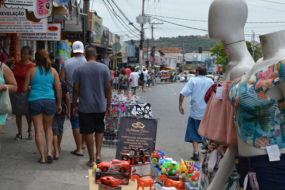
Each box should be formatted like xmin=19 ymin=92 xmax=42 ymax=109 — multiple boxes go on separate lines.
xmin=98 ymin=159 xmax=130 ymax=173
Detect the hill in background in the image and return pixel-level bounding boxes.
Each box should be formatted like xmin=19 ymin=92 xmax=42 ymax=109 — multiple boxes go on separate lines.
xmin=142 ymin=35 xmax=219 ymax=53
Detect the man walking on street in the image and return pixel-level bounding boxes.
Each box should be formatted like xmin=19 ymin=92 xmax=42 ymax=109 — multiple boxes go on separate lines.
xmin=179 ymin=66 xmax=213 ymax=161
xmin=130 ymin=67 xmax=139 ymax=95
xmin=60 ymin=41 xmax=86 ymax=156
xmin=72 ymin=46 xmax=112 ymax=166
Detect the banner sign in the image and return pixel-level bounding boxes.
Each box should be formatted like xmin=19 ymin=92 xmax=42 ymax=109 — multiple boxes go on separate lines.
xmin=115 ymin=117 xmax=157 ymax=159
xmin=89 ymin=12 xmax=102 ymax=43
xmin=101 ymin=26 xmax=109 ymax=47
xmin=3 ymin=0 xmax=52 ymax=19
xmin=0 ymin=6 xmax=47 ymax=33
xmin=19 ymin=23 xmax=61 ymax=41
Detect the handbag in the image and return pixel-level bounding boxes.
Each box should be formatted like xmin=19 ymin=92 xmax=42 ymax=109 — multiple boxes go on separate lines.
xmin=0 ymin=86 xmax=12 ymax=114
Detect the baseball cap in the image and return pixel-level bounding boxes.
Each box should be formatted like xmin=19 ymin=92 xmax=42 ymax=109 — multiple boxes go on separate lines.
xmin=72 ymin=41 xmax=84 ymax=53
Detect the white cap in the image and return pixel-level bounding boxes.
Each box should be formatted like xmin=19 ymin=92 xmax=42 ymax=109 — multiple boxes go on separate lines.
xmin=72 ymin=41 xmax=84 ymax=53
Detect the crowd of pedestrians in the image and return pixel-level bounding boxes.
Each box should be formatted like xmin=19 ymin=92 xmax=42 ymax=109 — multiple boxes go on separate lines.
xmin=0 ymin=41 xmax=112 ymax=165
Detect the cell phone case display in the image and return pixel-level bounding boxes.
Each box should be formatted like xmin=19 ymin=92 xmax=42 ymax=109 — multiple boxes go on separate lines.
xmin=104 ymin=94 xmax=152 ymax=143
xmin=104 ymin=104 xmax=133 ymax=141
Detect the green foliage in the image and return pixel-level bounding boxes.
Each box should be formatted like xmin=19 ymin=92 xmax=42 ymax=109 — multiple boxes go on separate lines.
xmin=137 ymin=35 xmax=219 ymax=52
xmin=210 ymin=41 xmax=262 ymax=71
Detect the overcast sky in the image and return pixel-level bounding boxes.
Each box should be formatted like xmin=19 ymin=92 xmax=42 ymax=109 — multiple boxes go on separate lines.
xmin=91 ymin=0 xmax=285 ymax=41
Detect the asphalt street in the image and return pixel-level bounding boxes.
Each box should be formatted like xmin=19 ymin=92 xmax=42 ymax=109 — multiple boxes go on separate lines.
xmin=0 ymin=82 xmax=192 ymax=190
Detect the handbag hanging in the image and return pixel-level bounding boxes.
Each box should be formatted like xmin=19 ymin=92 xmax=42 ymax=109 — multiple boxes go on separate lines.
xmin=0 ymin=86 xmax=12 ymax=114
xmin=0 ymin=61 xmax=12 ymax=114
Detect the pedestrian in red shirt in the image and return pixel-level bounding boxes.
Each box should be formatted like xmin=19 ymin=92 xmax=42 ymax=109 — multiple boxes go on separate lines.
xmin=11 ymin=46 xmax=35 ymax=140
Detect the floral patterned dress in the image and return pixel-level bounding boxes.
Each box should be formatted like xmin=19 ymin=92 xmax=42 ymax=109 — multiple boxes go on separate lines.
xmin=229 ymin=59 xmax=285 ymax=149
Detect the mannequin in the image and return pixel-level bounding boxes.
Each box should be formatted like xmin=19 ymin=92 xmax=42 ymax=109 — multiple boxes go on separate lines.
xmin=209 ymin=30 xmax=285 ymax=190
xmin=198 ymin=0 xmax=255 ymax=189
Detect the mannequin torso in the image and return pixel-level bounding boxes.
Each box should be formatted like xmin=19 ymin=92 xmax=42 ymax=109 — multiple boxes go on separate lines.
xmin=237 ymin=30 xmax=285 ymax=156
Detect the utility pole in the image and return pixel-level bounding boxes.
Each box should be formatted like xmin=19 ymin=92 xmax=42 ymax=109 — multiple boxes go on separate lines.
xmin=139 ymin=0 xmax=145 ymax=70
xmin=150 ymin=22 xmax=163 ymax=69
xmin=251 ymin=30 xmax=256 ymax=60
xmin=83 ymin=0 xmax=90 ymax=44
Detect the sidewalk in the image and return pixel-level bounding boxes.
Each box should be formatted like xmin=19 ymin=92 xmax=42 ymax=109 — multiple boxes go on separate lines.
xmin=0 ymin=116 xmax=116 ymax=190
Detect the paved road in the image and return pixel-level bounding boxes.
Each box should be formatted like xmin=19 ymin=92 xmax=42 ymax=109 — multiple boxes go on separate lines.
xmin=0 ymin=82 xmax=192 ymax=190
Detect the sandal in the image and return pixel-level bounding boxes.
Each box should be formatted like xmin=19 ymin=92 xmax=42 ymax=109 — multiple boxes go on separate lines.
xmin=71 ymin=150 xmax=83 ymax=156
xmin=47 ymin=156 xmax=53 ymax=164
xmin=28 ymin=130 xmax=33 ymax=140
xmin=86 ymin=161 xmax=95 ymax=168
xmin=15 ymin=134 xmax=22 ymax=141
xmin=38 ymin=159 xmax=46 ymax=164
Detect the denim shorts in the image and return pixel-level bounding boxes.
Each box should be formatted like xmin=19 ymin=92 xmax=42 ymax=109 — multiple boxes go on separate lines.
xmin=28 ymin=99 xmax=56 ymax=116
xmin=236 ymin=154 xmax=285 ymax=190
xmin=52 ymin=113 xmax=65 ymax=136
xmin=184 ymin=117 xmax=202 ymax=143
xmin=70 ymin=104 xmax=80 ymax=129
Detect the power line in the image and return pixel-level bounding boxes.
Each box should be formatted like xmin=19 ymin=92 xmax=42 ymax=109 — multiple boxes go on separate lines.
xmin=104 ymin=0 xmax=140 ymax=36
xmin=152 ymin=17 xmax=208 ymax=32
xmin=109 ymin=0 xmax=140 ymax=32
xmin=147 ymin=14 xmax=285 ymax=24
xmin=258 ymin=0 xmax=285 ymax=5
xmin=101 ymin=0 xmax=140 ymax=37
xmin=105 ymin=0 xmax=140 ymax=35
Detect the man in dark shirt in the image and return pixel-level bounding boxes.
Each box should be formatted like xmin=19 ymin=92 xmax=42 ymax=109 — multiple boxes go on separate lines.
xmin=72 ymin=46 xmax=112 ymax=166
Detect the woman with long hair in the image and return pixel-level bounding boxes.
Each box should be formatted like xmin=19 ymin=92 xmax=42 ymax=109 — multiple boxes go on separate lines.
xmin=118 ymin=67 xmax=129 ymax=95
xmin=23 ymin=49 xmax=62 ymax=164
xmin=11 ymin=46 xmax=34 ymax=140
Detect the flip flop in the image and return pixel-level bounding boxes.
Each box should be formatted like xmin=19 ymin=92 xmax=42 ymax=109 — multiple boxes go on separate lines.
xmin=96 ymin=160 xmax=101 ymax=164
xmin=86 ymin=161 xmax=95 ymax=168
xmin=71 ymin=150 xmax=83 ymax=156
xmin=54 ymin=156 xmax=59 ymax=160
xmin=38 ymin=159 xmax=46 ymax=164
xmin=47 ymin=156 xmax=53 ymax=164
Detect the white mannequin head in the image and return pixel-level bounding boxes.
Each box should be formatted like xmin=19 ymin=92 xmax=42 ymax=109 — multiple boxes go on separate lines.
xmin=208 ymin=0 xmax=247 ymax=43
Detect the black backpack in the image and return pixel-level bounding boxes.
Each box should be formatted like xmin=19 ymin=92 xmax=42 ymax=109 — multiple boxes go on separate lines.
xmin=139 ymin=72 xmax=144 ymax=82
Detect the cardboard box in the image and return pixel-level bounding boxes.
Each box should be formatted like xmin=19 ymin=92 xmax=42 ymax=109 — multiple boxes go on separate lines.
xmin=129 ymin=163 xmax=151 ymax=178
xmin=98 ymin=183 xmax=122 ymax=190
xmin=95 ymin=171 xmax=129 ymax=185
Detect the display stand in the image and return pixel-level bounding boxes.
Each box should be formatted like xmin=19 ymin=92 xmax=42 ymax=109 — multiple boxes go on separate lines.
xmin=88 ymin=170 xmax=139 ymax=190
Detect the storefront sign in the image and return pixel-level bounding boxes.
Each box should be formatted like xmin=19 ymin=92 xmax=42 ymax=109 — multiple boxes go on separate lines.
xmin=89 ymin=12 xmax=102 ymax=43
xmin=115 ymin=117 xmax=157 ymax=159
xmin=3 ymin=0 xmax=52 ymax=19
xmin=101 ymin=26 xmax=109 ymax=47
xmin=19 ymin=23 xmax=61 ymax=41
xmin=0 ymin=6 xmax=47 ymax=33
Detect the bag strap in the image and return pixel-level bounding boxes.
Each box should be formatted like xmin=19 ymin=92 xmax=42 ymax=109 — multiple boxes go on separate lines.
xmin=0 ymin=62 xmax=3 ymax=72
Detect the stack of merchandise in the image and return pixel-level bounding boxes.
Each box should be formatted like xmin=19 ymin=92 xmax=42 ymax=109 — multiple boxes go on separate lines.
xmin=151 ymin=150 xmax=200 ymax=190
xmin=104 ymin=93 xmax=152 ymax=144
xmin=91 ymin=149 xmax=201 ymax=189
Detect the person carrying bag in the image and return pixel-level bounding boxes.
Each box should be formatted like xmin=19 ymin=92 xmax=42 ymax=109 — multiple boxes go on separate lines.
xmin=0 ymin=61 xmax=17 ymax=132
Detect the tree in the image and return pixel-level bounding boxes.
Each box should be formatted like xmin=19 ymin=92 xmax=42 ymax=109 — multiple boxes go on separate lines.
xmin=210 ymin=41 xmax=262 ymax=71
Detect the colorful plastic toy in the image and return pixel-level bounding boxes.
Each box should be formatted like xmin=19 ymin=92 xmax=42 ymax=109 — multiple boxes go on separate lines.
xmin=98 ymin=159 xmax=130 ymax=173
xmin=122 ymin=148 xmax=150 ymax=164
xmin=131 ymin=174 xmax=154 ymax=190
xmin=100 ymin=176 xmax=122 ymax=187
xmin=160 ymin=160 xmax=179 ymax=176
xmin=158 ymin=174 xmax=183 ymax=190
xmin=151 ymin=150 xmax=165 ymax=164
xmin=152 ymin=181 xmax=177 ymax=190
